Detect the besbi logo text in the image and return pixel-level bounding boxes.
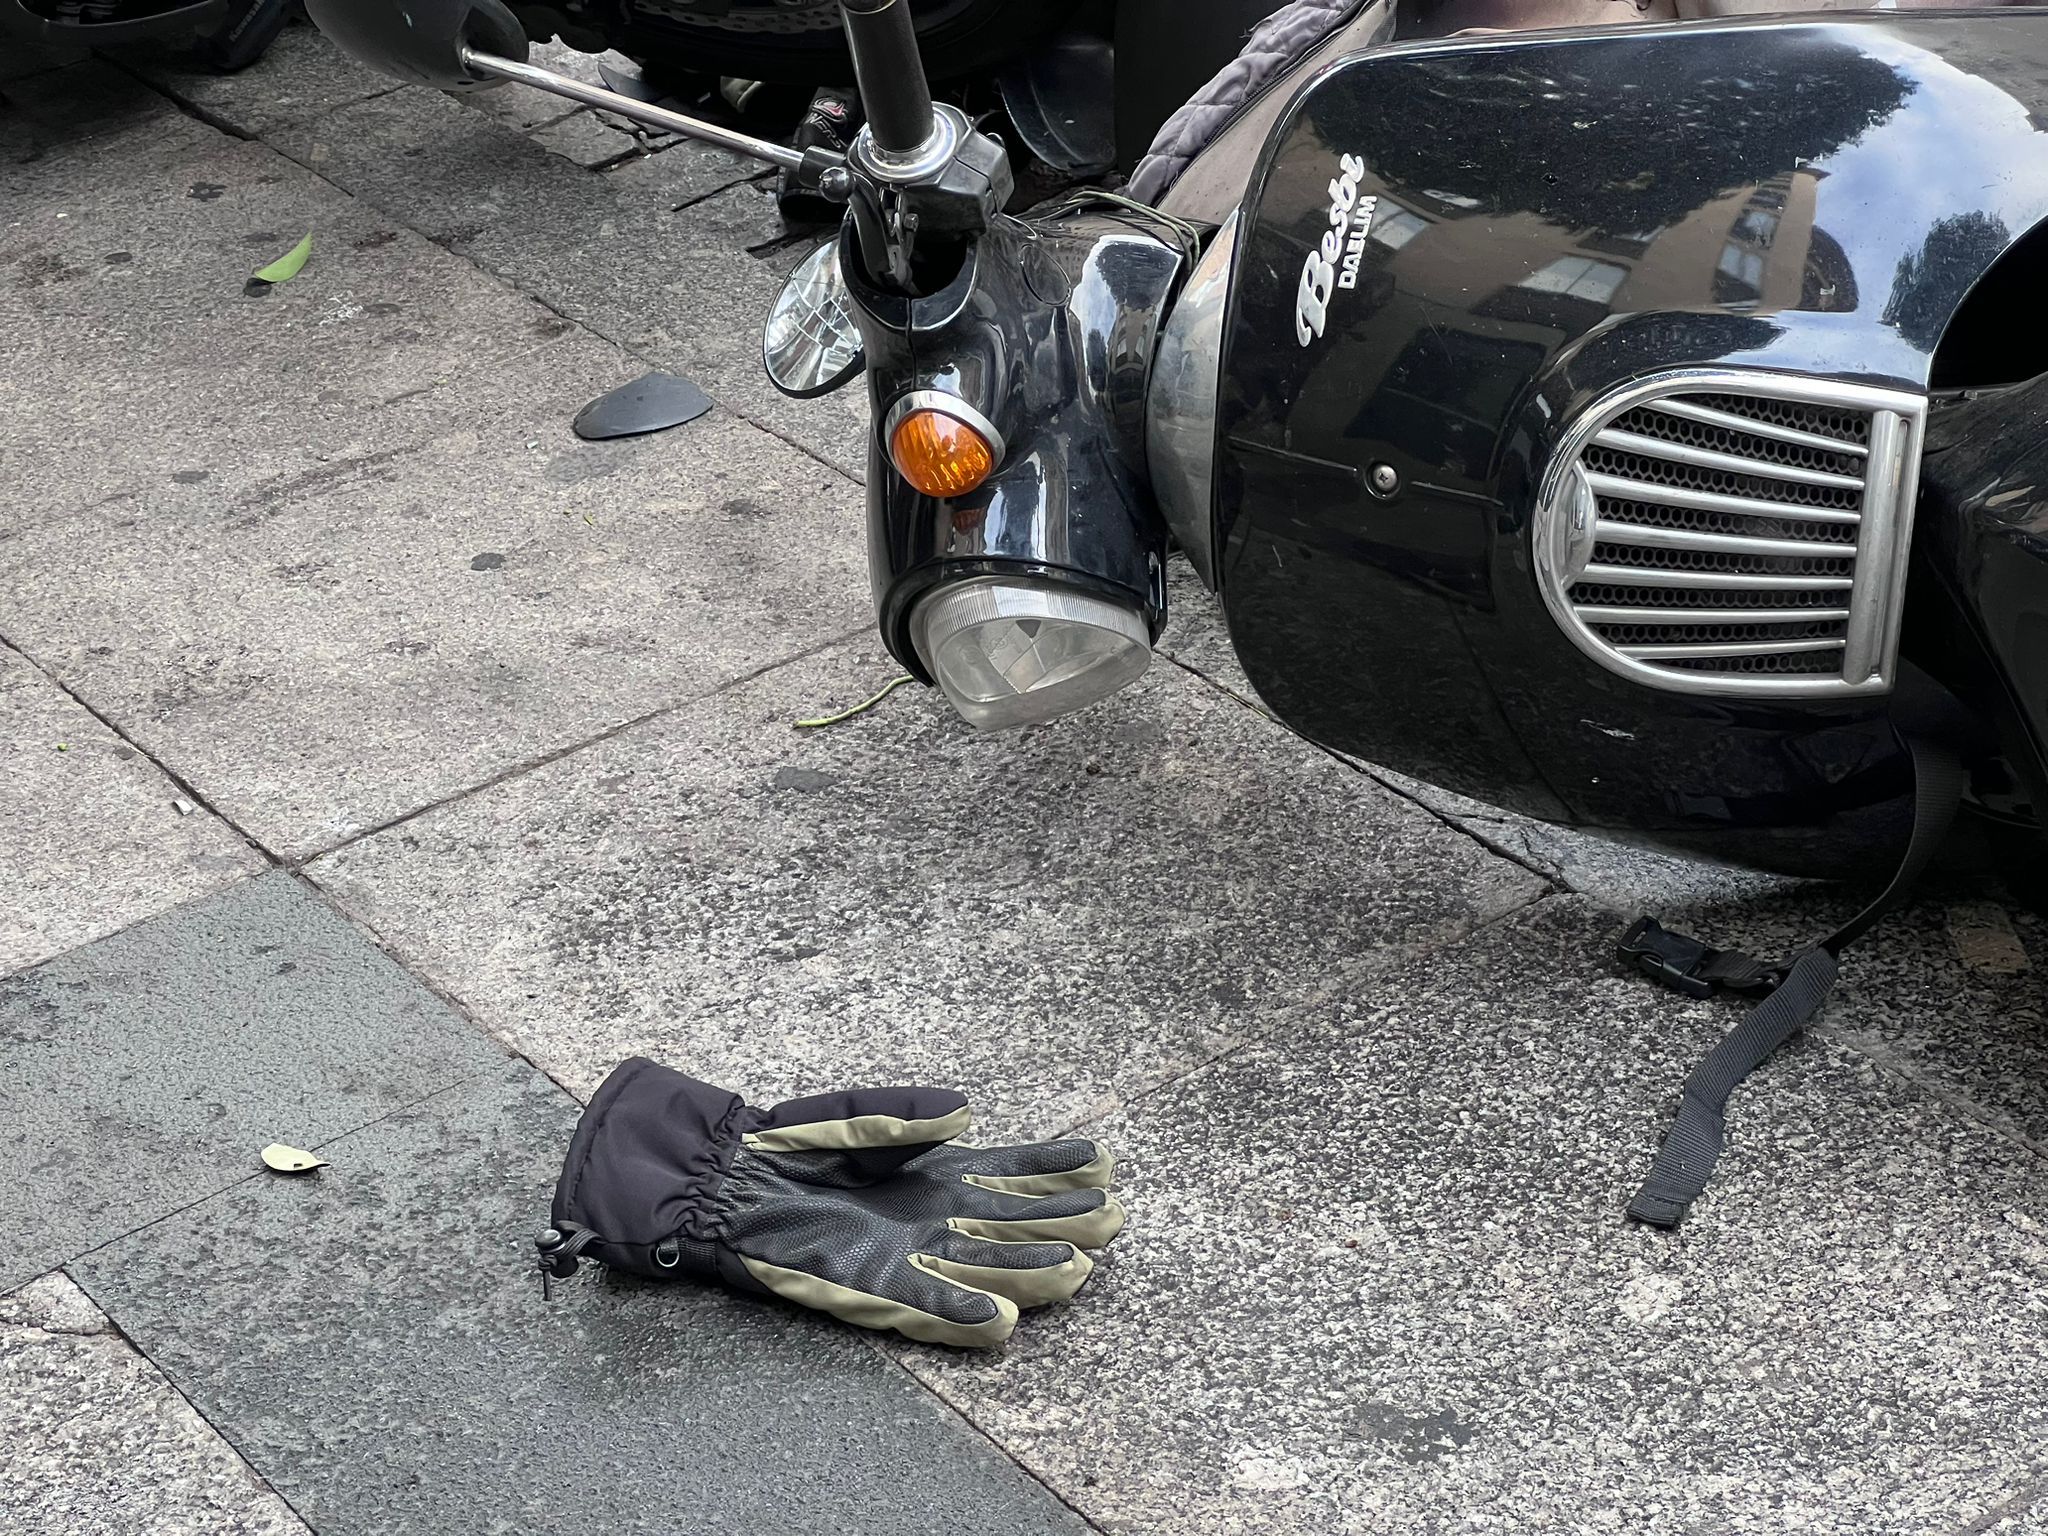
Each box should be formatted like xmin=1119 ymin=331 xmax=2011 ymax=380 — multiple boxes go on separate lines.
xmin=1295 ymin=153 xmax=1375 ymax=347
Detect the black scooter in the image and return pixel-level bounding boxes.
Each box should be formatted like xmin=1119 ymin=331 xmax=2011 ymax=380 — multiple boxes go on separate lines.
xmin=308 ymin=0 xmax=2048 ymax=886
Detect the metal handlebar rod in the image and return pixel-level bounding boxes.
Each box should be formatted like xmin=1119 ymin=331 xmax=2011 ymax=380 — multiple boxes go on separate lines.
xmin=456 ymin=46 xmax=808 ymax=171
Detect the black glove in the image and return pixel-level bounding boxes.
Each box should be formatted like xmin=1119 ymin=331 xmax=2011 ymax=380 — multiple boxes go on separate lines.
xmin=540 ymin=1058 xmax=1125 ymax=1347
xmin=777 ymin=86 xmax=859 ymax=225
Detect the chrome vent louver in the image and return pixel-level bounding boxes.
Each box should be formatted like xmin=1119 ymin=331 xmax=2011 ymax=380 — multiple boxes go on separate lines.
xmin=1535 ymin=371 xmax=1926 ymax=698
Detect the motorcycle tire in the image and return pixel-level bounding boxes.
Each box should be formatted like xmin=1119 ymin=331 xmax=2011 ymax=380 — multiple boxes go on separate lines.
xmin=519 ymin=0 xmax=1090 ymax=86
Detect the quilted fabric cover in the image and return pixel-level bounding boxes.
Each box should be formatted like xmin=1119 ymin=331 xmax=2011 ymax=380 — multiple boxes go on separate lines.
xmin=1128 ymin=0 xmax=1373 ymax=204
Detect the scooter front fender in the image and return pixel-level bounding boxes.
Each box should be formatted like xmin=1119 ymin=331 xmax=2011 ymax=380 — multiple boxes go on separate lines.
xmin=846 ymin=214 xmax=1184 ymax=679
xmin=1211 ymin=10 xmax=2048 ymax=871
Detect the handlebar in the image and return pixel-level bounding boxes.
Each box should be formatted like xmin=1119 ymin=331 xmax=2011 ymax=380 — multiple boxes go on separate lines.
xmin=840 ymin=0 xmax=940 ymax=159
xmin=456 ymin=47 xmax=809 ymax=169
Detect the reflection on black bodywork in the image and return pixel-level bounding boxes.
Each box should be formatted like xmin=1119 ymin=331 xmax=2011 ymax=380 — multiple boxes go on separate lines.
xmin=1217 ymin=16 xmax=2048 ymax=872
xmin=1885 ymin=211 xmax=2013 ymax=351
xmin=1350 ymin=32 xmax=1912 ymax=233
xmin=1355 ymin=328 xmax=1546 ymax=486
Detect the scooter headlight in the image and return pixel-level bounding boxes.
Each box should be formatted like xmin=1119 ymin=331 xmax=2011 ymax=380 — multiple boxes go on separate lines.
xmin=911 ymin=577 xmax=1151 ymax=731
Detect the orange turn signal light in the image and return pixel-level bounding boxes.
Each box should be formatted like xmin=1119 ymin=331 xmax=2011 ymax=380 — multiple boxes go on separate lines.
xmin=890 ymin=407 xmax=996 ymax=499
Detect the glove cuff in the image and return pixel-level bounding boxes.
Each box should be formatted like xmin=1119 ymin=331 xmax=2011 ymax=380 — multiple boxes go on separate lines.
xmin=551 ymin=1057 xmax=760 ymax=1275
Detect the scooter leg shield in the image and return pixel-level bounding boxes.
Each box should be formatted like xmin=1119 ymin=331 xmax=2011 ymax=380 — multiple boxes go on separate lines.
xmin=846 ymin=215 xmax=1184 ymax=706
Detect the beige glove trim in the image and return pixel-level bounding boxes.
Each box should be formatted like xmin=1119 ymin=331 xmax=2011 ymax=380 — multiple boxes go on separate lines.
xmin=947 ymin=1193 xmax=1126 ymax=1249
xmin=912 ymin=1247 xmax=1093 ymax=1308
xmin=739 ymin=1255 xmax=1019 ymax=1348
xmin=959 ymin=1145 xmax=1114 ymax=1194
xmin=741 ymin=1103 xmax=972 ymax=1154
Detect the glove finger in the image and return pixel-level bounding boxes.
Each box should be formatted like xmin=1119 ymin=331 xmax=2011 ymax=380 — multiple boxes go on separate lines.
xmin=943 ymin=1137 xmax=1114 ymax=1194
xmin=917 ymin=1233 xmax=1094 ymax=1309
xmin=949 ymin=1185 xmax=1127 ymax=1249
xmin=737 ymin=1252 xmax=1018 ymax=1349
xmin=744 ymin=1086 xmax=970 ymax=1180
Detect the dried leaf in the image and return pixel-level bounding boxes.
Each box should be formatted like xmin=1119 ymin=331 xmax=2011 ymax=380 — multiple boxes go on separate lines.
xmin=251 ymin=233 xmax=313 ymax=286
xmin=260 ymin=1142 xmax=328 ymax=1174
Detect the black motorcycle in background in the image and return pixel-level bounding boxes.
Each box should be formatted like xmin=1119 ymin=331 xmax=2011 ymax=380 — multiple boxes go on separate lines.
xmin=4 ymin=0 xmax=291 ymax=70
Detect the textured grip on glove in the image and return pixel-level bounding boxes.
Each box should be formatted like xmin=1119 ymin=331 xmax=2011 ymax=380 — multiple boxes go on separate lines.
xmin=551 ymin=1058 xmax=1124 ymax=1347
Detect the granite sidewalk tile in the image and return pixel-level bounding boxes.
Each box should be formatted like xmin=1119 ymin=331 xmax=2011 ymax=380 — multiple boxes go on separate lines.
xmin=0 ymin=39 xmax=86 ymax=84
xmin=71 ymin=1061 xmax=1095 ymax=1536
xmin=1626 ymin=872 xmax=2048 ymax=1165
xmin=0 ymin=1273 xmax=309 ymax=1536
xmin=1159 ymin=570 xmax=2048 ymax=1160
xmin=0 ymin=872 xmax=509 ymax=1290
xmin=103 ymin=18 xmax=398 ymax=140
xmin=2 ymin=100 xmax=638 ymax=529
xmin=463 ymin=175 xmax=871 ymax=478
xmin=901 ymin=893 xmax=2048 ymax=1536
xmin=258 ymin=68 xmax=869 ymax=475
xmin=1 ymin=55 xmax=210 ymax=164
xmin=0 ymin=405 xmax=868 ymax=859
xmin=268 ymin=85 xmax=756 ymax=251
xmin=309 ymin=638 xmax=1544 ymax=1141
xmin=0 ymin=643 xmax=263 ymax=976
xmin=1158 ymin=563 xmax=1789 ymax=913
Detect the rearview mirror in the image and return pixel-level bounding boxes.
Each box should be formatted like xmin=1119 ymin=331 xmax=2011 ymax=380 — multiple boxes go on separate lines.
xmin=302 ymin=0 xmax=527 ymax=90
xmin=763 ymin=239 xmax=867 ymax=400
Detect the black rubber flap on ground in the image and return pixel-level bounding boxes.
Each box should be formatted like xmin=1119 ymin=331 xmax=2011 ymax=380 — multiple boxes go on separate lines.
xmin=572 ymin=371 xmax=714 ymax=441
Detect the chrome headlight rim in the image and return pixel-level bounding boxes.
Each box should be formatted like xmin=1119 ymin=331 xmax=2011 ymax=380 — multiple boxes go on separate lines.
xmin=910 ymin=573 xmax=1154 ymax=732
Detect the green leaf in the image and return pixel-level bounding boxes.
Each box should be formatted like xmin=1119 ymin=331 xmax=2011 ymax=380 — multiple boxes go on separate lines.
xmin=252 ymin=233 xmax=313 ymax=286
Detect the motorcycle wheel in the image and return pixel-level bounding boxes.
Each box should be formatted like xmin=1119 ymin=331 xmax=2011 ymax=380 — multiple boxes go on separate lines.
xmin=585 ymin=0 xmax=1091 ymax=86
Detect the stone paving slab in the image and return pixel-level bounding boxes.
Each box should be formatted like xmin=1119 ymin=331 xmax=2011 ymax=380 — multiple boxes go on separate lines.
xmin=464 ymin=175 xmax=872 ymax=478
xmin=72 ymin=1060 xmax=1094 ymax=1536
xmin=268 ymin=82 xmax=761 ymax=253
xmin=0 ymin=38 xmax=86 ymax=84
xmin=104 ymin=19 xmax=397 ymax=139
xmin=0 ymin=644 xmax=262 ymax=976
xmin=451 ymin=42 xmax=697 ymax=169
xmin=267 ymin=84 xmax=597 ymax=248
xmin=2 ymin=102 xmax=636 ymax=528
xmin=901 ymin=893 xmax=2048 ymax=1536
xmin=1160 ymin=565 xmax=1787 ymax=912
xmin=1162 ymin=569 xmax=2048 ymax=1161
xmin=50 ymin=32 xmax=872 ymax=479
xmin=0 ymin=871 xmax=508 ymax=1290
xmin=0 ymin=401 xmax=869 ymax=859
xmin=1628 ymin=872 xmax=2048 ymax=1161
xmin=1 ymin=1272 xmax=308 ymax=1536
xmin=310 ymin=639 xmax=1544 ymax=1140
xmin=1 ymin=54 xmax=208 ymax=158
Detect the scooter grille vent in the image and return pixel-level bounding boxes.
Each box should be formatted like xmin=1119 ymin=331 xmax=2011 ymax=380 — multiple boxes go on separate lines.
xmin=1534 ymin=372 xmax=1926 ymax=699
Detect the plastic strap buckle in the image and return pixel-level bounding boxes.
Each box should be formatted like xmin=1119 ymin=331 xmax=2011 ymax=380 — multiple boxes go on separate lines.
xmin=1616 ymin=916 xmax=1719 ymax=1001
